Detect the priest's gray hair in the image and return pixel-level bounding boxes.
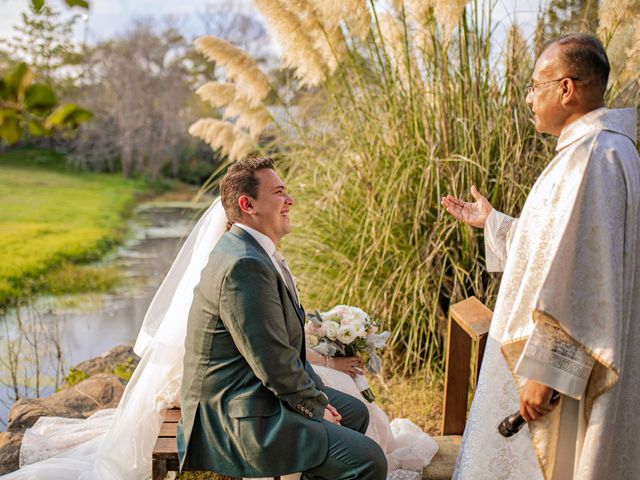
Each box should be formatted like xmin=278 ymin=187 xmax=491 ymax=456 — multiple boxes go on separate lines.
xmin=554 ymin=33 xmax=610 ymax=98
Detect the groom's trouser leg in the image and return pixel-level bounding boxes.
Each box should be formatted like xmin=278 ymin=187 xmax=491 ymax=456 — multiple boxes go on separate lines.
xmin=301 ymin=420 xmax=387 ymax=480
xmin=324 ymin=386 xmax=369 ymax=434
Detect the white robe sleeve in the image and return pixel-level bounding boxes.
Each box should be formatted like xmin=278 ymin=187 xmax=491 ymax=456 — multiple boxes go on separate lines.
xmin=515 ymin=316 xmax=594 ymax=400
xmin=483 ymin=209 xmax=519 ymax=272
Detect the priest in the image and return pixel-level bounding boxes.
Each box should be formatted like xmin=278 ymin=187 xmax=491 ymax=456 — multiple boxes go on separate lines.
xmin=442 ymin=33 xmax=640 ymax=479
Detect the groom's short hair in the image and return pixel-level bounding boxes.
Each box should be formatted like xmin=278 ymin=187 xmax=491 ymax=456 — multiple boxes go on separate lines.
xmin=221 ymin=156 xmax=275 ymax=222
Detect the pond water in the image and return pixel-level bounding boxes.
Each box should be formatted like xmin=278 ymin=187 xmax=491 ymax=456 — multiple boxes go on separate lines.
xmin=0 ymin=201 xmax=209 ymax=426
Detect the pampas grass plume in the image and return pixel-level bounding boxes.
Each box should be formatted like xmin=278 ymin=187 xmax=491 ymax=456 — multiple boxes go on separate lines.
xmin=256 ymin=0 xmax=327 ymax=87
xmin=343 ymin=0 xmax=372 ymax=40
xmin=433 ymin=0 xmax=468 ymax=43
xmin=196 ymin=82 xmax=237 ymax=108
xmin=188 ymin=118 xmax=234 ymax=156
xmin=194 ymin=36 xmax=270 ymax=107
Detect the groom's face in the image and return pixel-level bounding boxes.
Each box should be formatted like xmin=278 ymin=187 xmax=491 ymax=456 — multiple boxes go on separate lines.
xmin=251 ymin=168 xmax=294 ymax=244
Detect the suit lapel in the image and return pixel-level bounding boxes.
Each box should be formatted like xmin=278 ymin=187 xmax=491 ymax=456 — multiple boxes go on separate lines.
xmin=228 ymin=226 xmax=305 ymax=324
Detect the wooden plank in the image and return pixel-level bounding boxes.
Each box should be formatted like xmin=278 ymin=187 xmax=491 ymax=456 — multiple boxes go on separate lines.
xmin=441 ymin=315 xmax=472 ymax=436
xmin=474 ymin=333 xmax=488 ymax=386
xmin=152 ymin=457 xmax=167 ymax=480
xmin=164 ymin=408 xmax=181 ymax=423
xmin=449 ymin=297 xmax=492 ymax=339
xmin=159 ymin=422 xmax=177 ymax=437
xmin=153 ymin=437 xmax=178 ymax=455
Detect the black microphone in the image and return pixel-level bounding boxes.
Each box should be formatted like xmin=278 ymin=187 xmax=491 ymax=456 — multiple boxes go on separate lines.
xmin=498 ymin=391 xmax=560 ymax=438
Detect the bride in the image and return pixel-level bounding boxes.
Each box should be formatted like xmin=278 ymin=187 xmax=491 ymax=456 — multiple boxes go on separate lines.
xmin=4 ymin=198 xmax=436 ymax=480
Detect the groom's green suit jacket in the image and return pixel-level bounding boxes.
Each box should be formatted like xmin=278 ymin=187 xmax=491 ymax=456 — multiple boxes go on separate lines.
xmin=177 ymin=225 xmax=329 ymax=478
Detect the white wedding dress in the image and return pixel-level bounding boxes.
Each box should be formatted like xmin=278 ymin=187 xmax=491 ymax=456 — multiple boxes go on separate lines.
xmin=3 ymin=198 xmax=436 ymax=480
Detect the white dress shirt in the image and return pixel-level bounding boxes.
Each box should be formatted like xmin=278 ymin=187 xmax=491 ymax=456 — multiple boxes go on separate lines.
xmin=235 ymin=223 xmax=286 ymax=282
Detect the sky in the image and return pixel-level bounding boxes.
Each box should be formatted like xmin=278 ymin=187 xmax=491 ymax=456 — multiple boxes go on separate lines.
xmin=0 ymin=0 xmax=547 ymax=52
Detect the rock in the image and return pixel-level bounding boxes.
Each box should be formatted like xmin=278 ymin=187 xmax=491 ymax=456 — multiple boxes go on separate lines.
xmin=0 ymin=431 xmax=23 ymax=475
xmin=7 ymin=374 xmax=124 ymax=432
xmin=422 ymin=435 xmax=462 ymax=480
xmin=71 ymin=345 xmax=139 ymax=380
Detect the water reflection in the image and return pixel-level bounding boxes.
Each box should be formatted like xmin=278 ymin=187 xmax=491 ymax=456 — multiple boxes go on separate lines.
xmin=0 ymin=202 xmax=209 ymax=426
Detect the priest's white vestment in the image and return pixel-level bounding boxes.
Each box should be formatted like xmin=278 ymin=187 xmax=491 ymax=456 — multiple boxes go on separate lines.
xmin=453 ymin=108 xmax=640 ymax=480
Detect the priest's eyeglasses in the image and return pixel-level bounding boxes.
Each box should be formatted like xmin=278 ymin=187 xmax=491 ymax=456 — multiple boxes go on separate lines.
xmin=526 ymin=77 xmax=580 ymax=95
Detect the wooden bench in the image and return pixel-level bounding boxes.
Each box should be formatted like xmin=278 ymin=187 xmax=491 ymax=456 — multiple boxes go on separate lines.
xmin=152 ymin=408 xmax=282 ymax=480
xmin=152 ymin=297 xmax=492 ymax=480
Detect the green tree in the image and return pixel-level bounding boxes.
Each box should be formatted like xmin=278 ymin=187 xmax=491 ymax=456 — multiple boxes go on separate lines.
xmin=0 ymin=62 xmax=92 ymax=145
xmin=6 ymin=4 xmax=82 ymax=88
xmin=30 ymin=0 xmax=89 ymax=12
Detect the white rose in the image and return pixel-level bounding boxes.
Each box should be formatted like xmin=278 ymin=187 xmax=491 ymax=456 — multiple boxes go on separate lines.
xmin=352 ymin=322 xmax=366 ymax=338
xmin=323 ymin=321 xmax=339 ymax=340
xmin=305 ymin=322 xmax=319 ymax=335
xmin=337 ymin=324 xmax=357 ymax=344
xmin=306 ymin=334 xmax=319 ymax=347
xmin=351 ymin=307 xmax=368 ymax=321
xmin=340 ymin=316 xmax=354 ymax=326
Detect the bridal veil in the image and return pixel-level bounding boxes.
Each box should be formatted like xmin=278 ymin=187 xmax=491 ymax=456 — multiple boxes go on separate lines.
xmin=8 ymin=198 xmax=228 ymax=479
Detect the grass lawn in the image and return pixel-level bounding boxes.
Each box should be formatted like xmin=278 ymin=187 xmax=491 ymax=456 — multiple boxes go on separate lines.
xmin=0 ymin=148 xmax=146 ymax=306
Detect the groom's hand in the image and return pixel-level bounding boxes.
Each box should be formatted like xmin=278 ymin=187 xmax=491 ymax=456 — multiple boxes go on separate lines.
xmin=323 ymin=403 xmax=342 ymax=424
xmin=519 ymin=380 xmax=558 ymax=422
xmin=441 ymin=185 xmax=493 ymax=228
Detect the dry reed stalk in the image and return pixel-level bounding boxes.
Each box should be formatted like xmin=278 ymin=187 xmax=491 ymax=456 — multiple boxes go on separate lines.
xmin=223 ymin=98 xmax=272 ymax=139
xmin=229 ymin=130 xmax=255 ymax=160
xmin=343 ymin=0 xmax=372 ymax=40
xmin=378 ymin=13 xmax=417 ymax=90
xmin=433 ymin=0 xmax=469 ymax=44
xmin=194 ymin=36 xmax=270 ymax=107
xmin=405 ymin=0 xmax=433 ymax=26
xmin=195 ymin=82 xmax=237 ymax=108
xmin=286 ymin=0 xmax=345 ymax=72
xmin=621 ymin=19 xmax=640 ymax=85
xmin=188 ymin=118 xmax=244 ymax=159
xmin=255 ymin=0 xmax=327 ymax=87
xmin=597 ymin=0 xmax=640 ymax=42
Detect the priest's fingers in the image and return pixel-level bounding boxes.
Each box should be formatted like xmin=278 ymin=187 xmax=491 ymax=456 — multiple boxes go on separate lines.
xmin=441 ymin=195 xmax=467 ymax=208
xmin=441 ymin=198 xmax=465 ymax=220
xmin=470 ymin=185 xmax=484 ymax=201
xmin=520 ymin=401 xmax=537 ymax=422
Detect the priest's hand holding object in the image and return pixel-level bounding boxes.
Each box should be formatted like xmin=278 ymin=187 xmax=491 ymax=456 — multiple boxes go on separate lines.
xmin=519 ymin=380 xmax=559 ymax=422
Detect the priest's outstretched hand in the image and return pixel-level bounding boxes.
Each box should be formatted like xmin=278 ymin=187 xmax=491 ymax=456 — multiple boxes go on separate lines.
xmin=441 ymin=185 xmax=493 ymax=228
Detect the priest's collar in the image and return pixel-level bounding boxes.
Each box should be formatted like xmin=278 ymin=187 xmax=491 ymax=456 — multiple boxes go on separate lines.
xmin=556 ymin=107 xmax=638 ymax=151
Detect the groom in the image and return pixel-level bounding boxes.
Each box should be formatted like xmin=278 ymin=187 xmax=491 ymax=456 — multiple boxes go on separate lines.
xmin=177 ymin=157 xmax=386 ymax=479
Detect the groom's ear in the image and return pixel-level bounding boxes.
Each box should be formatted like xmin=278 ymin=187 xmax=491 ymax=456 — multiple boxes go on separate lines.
xmin=238 ymin=195 xmax=255 ymax=215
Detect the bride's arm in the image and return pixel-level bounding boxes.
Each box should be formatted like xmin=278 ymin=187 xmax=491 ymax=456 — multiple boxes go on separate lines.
xmin=306 ymin=348 xmax=363 ymax=377
xmin=306 ymin=348 xmax=333 ymax=368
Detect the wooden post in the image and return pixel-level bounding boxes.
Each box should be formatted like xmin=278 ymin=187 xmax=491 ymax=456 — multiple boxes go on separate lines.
xmin=441 ymin=297 xmax=492 ymax=435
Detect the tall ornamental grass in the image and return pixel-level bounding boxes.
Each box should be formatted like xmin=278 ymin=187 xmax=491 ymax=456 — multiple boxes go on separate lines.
xmin=190 ymin=0 xmax=640 ymax=374
xmin=276 ymin=0 xmax=552 ymax=374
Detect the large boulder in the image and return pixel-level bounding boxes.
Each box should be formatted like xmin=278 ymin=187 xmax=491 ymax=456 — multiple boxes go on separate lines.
xmin=70 ymin=345 xmax=139 ymax=380
xmin=0 ymin=431 xmax=23 ymax=475
xmin=6 ymin=374 xmax=124 ymax=432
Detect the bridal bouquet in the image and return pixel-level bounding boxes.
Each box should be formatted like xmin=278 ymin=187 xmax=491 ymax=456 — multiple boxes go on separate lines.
xmin=305 ymin=305 xmax=390 ymax=402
